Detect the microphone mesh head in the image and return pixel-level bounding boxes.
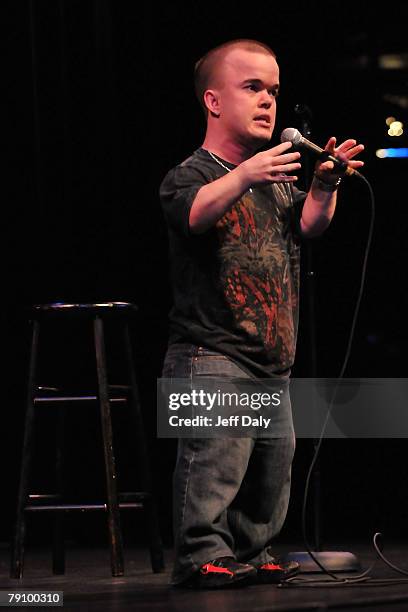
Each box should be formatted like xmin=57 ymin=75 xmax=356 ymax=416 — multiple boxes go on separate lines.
xmin=280 ymin=127 xmax=302 ymax=145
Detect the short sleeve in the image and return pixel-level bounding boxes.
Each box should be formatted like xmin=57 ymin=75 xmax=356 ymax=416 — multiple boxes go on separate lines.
xmin=159 ymin=163 xmax=211 ymax=238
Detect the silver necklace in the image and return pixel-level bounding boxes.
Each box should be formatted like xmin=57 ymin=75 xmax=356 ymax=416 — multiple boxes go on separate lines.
xmin=207 ymin=151 xmax=253 ymax=194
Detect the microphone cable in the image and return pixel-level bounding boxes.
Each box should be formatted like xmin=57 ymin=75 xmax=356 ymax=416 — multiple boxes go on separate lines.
xmin=276 ymin=130 xmax=408 ymax=587
xmin=285 ymin=170 xmax=398 ymax=586
xmin=301 ymin=172 xmax=375 ymax=576
xmin=285 ymin=173 xmax=408 ymax=587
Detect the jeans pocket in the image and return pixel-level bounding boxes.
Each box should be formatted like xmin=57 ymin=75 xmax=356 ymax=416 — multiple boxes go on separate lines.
xmin=192 ymin=354 xmax=249 ymax=379
xmin=162 ymin=345 xmax=195 ymax=378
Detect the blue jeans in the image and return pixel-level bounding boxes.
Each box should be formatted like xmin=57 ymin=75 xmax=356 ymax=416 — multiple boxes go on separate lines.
xmin=162 ymin=343 xmax=296 ymax=585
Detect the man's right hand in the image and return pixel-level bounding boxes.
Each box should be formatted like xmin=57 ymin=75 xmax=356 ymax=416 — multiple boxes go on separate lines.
xmin=190 ymin=143 xmax=301 ymax=234
xmin=237 ymin=142 xmax=301 ymax=189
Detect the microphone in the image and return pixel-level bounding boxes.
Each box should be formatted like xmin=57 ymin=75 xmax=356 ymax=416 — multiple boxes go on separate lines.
xmin=280 ymin=127 xmax=361 ymax=177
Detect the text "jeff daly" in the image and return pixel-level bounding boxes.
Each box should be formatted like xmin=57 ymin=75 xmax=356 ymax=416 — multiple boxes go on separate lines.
xmin=169 ymin=414 xmax=272 ymax=429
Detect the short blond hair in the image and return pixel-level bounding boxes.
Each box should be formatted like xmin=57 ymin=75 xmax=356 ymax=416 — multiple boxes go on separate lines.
xmin=194 ymin=39 xmax=277 ymax=114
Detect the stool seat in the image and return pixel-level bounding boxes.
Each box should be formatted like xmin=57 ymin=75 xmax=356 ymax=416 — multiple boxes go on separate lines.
xmin=11 ymin=301 xmax=164 ymax=579
xmin=32 ymin=302 xmax=138 ymax=317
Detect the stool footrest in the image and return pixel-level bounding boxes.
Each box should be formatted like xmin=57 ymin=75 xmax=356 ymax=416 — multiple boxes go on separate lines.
xmin=26 ymin=492 xmax=150 ymax=512
xmin=34 ymin=395 xmax=128 ymax=403
xmin=25 ymin=501 xmax=146 ymax=512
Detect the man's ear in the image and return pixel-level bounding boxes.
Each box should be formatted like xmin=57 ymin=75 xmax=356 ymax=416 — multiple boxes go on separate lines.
xmin=203 ymin=89 xmax=221 ymax=117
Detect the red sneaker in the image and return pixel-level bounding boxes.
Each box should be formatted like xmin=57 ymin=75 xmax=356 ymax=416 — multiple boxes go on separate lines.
xmin=255 ymin=558 xmax=300 ymax=584
xmin=189 ymin=556 xmax=257 ymax=589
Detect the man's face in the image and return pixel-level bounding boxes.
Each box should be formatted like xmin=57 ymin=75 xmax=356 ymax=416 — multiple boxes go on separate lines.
xmin=210 ymin=48 xmax=280 ymax=149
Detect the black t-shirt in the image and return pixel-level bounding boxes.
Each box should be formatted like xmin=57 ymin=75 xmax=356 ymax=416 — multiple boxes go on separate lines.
xmin=160 ymin=147 xmax=307 ymax=378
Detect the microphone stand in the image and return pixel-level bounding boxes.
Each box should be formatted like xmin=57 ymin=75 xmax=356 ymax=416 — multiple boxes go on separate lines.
xmin=281 ymin=105 xmax=360 ymax=573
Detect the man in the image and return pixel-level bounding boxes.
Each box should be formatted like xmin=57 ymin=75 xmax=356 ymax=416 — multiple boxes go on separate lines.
xmin=160 ymin=39 xmax=364 ymax=589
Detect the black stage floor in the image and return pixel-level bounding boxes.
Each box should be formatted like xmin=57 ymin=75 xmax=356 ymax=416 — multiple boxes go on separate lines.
xmin=1 ymin=542 xmax=408 ymax=611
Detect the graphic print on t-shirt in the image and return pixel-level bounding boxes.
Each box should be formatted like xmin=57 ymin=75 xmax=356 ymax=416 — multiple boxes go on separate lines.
xmin=216 ymin=191 xmax=298 ymax=366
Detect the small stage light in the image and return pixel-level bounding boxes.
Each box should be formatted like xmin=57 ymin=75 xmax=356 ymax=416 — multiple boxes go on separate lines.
xmin=376 ymin=148 xmax=408 ymax=158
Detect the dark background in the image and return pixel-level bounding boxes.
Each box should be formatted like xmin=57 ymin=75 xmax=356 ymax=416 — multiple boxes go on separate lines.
xmin=3 ymin=1 xmax=408 ymax=552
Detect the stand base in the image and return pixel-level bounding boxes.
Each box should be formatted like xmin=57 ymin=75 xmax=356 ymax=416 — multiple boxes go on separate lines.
xmin=280 ymin=551 xmax=361 ymax=573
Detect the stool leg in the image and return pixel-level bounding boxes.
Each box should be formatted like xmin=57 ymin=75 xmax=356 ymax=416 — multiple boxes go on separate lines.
xmin=10 ymin=319 xmax=40 ymax=579
xmin=123 ymin=324 xmax=165 ymax=573
xmin=94 ymin=316 xmax=124 ymax=577
xmin=52 ymin=406 xmax=66 ymax=575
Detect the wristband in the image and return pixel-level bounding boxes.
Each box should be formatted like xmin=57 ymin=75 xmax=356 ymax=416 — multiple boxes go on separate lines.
xmin=313 ymin=172 xmax=342 ymax=192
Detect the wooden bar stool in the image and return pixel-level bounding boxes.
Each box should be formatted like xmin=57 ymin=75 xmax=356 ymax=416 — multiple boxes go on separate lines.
xmin=11 ymin=302 xmax=164 ymax=578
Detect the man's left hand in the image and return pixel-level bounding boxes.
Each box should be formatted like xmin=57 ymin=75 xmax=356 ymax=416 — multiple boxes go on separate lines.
xmin=315 ymin=137 xmax=364 ymax=184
